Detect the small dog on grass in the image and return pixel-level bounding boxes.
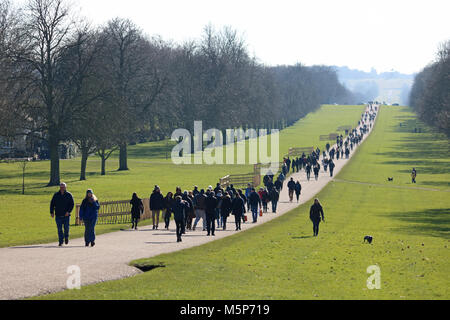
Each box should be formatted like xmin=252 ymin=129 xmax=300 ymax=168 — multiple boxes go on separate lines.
xmin=388 ymin=177 xmax=394 ymax=182
xmin=364 ymin=236 xmax=373 ymax=244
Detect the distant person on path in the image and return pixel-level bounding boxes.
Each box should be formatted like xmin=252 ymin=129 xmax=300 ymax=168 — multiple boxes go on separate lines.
xmin=305 ymin=164 xmax=312 ymax=181
xmin=193 ymin=189 xmax=207 ymax=231
xmin=245 ymin=184 xmax=252 ymax=210
xmin=150 ymin=186 xmax=164 ymax=230
xmin=130 ymin=193 xmax=144 ymax=230
xmin=269 ymin=187 xmax=280 ymax=213
xmin=249 ymin=188 xmax=262 ymax=223
xmin=232 ymin=192 xmax=246 ymax=230
xmin=163 ymin=192 xmax=175 ymax=229
xmin=287 ymin=178 xmax=296 ymax=202
xmin=411 ymin=168 xmax=417 ymax=184
xmin=220 ymin=192 xmax=232 ymax=230
xmin=329 ymin=160 xmax=335 ymax=177
xmin=310 ymin=198 xmax=325 ymax=237
xmin=205 ymin=190 xmax=218 ymax=236
xmin=313 ymin=165 xmax=320 ymax=181
xmin=79 ymin=189 xmax=100 ymax=247
xmin=50 ymin=182 xmax=74 ymax=246
xmin=172 ymin=196 xmax=187 ymax=242
xmin=295 ymin=181 xmax=302 ymax=202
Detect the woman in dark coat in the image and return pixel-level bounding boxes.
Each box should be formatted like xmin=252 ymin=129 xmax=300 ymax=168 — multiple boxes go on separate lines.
xmin=231 ymin=193 xmax=246 ymax=231
xmin=130 ymin=193 xmax=143 ymax=230
xmin=220 ymin=192 xmax=232 ymax=230
xmin=79 ymin=189 xmax=100 ymax=247
xmin=163 ymin=192 xmax=175 ymax=230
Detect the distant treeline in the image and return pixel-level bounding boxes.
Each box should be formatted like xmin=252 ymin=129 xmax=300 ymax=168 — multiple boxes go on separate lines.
xmin=409 ymin=41 xmax=450 ymax=136
xmin=0 ymin=0 xmax=360 ymax=185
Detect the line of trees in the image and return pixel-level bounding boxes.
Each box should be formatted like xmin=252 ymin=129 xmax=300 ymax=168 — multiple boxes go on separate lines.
xmin=409 ymin=40 xmax=450 ymax=136
xmin=0 ymin=0 xmax=360 ymax=185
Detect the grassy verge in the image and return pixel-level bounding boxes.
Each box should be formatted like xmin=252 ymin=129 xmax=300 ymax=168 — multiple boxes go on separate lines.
xmin=0 ymin=105 xmax=365 ymax=247
xmin=35 ymin=105 xmax=449 ymax=300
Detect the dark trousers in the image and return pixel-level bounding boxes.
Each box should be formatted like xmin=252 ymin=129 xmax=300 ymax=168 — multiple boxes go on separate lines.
xmin=312 ymin=219 xmax=320 ymax=236
xmin=175 ymin=219 xmax=184 ymax=241
xmin=251 ymin=205 xmax=259 ymax=222
xmin=272 ymin=201 xmax=278 ymax=213
xmin=131 ymin=216 xmax=139 ymax=228
xmin=206 ymin=214 xmax=215 ymax=235
xmin=234 ymin=214 xmax=242 ymax=230
xmin=55 ymin=216 xmax=70 ymax=244
xmin=295 ymin=192 xmax=300 ymax=202
xmin=330 ymin=169 xmax=334 ymax=177
xmin=84 ymin=218 xmax=97 ymax=244
xmin=222 ymin=216 xmax=228 ymax=230
xmin=164 ymin=211 xmax=171 ymax=229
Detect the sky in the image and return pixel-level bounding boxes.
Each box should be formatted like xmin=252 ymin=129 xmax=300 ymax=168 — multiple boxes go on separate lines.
xmin=64 ymin=0 xmax=449 ymax=74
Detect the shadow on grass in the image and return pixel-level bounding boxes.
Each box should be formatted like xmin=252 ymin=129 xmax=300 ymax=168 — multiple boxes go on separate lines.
xmin=376 ymin=130 xmax=450 ymax=176
xmin=387 ymin=208 xmax=450 ymax=239
xmin=292 ymin=236 xmax=314 ymax=240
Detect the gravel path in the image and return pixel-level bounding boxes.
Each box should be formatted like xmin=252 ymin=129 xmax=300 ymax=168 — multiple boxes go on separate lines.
xmin=0 ymin=107 xmax=376 ymax=300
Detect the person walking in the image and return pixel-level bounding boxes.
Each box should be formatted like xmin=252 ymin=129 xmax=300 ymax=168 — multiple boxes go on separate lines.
xmin=313 ymin=165 xmax=320 ymax=181
xmin=295 ymin=181 xmax=302 ymax=202
xmin=329 ymin=159 xmax=335 ymax=177
xmin=193 ymin=189 xmax=207 ymax=231
xmin=172 ymin=196 xmax=187 ymax=242
xmin=310 ymin=198 xmax=325 ymax=237
xmin=149 ymin=186 xmax=164 ymax=230
xmin=287 ymin=178 xmax=296 ymax=202
xmin=232 ymin=192 xmax=246 ymax=231
xmin=205 ymin=191 xmax=218 ymax=236
xmin=215 ymin=191 xmax=223 ymax=229
xmin=163 ymin=192 xmax=174 ymax=230
xmin=79 ymin=189 xmax=100 ymax=247
xmin=248 ymin=188 xmax=262 ymax=223
xmin=411 ymin=168 xmax=417 ymax=184
xmin=220 ymin=192 xmax=232 ymax=230
xmin=269 ymin=187 xmax=279 ymax=213
xmin=50 ymin=182 xmax=74 ymax=246
xmin=305 ymin=163 xmax=312 ymax=181
xmin=245 ymin=184 xmax=252 ymax=211
xmin=130 ymin=193 xmax=144 ymax=230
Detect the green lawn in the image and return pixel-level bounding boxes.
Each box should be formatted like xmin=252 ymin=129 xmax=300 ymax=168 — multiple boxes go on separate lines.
xmin=36 ymin=105 xmax=450 ymax=300
xmin=0 ymin=105 xmax=365 ymax=247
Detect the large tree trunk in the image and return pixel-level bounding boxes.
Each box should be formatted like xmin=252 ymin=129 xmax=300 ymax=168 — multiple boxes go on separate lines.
xmin=80 ymin=146 xmax=89 ymax=181
xmin=118 ymin=143 xmax=128 ymax=171
xmin=48 ymin=137 xmax=60 ymax=186
xmin=101 ymin=155 xmax=106 ymax=176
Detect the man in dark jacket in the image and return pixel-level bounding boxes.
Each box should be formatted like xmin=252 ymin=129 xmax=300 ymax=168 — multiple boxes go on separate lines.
xmin=172 ymin=196 xmax=187 ymax=242
xmin=269 ymin=187 xmax=279 ymax=213
xmin=232 ymin=193 xmax=246 ymax=230
xmin=205 ymin=191 xmax=218 ymax=236
xmin=274 ymin=178 xmax=282 ymax=192
xmin=249 ymin=188 xmax=262 ymax=223
xmin=193 ymin=190 xmax=207 ymax=231
xmin=310 ymin=198 xmax=325 ymax=237
xmin=50 ymin=183 xmax=74 ymax=246
xmin=150 ymin=186 xmax=164 ymax=230
xmin=287 ymin=178 xmax=296 ymax=202
xmin=329 ymin=160 xmax=336 ymax=177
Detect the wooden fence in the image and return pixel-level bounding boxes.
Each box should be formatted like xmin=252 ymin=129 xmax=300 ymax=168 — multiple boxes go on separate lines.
xmin=288 ymin=147 xmax=314 ymax=157
xmin=75 ymin=198 xmax=152 ymax=226
xmin=320 ymin=133 xmax=339 ymax=141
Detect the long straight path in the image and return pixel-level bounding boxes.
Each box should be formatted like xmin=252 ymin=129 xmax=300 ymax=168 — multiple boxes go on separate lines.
xmin=0 ymin=107 xmax=377 ymax=300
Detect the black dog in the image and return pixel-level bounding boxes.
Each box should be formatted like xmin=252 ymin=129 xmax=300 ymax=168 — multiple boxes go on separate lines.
xmin=364 ymin=236 xmax=373 ymax=244
xmin=388 ymin=177 xmax=394 ymax=182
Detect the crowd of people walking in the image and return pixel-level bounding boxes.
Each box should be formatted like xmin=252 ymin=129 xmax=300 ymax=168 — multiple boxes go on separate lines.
xmin=50 ymin=106 xmax=380 ymax=245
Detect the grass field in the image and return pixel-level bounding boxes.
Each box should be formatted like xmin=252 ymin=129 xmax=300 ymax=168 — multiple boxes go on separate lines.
xmin=0 ymin=105 xmax=365 ymax=248
xmin=36 ymin=105 xmax=450 ymax=300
